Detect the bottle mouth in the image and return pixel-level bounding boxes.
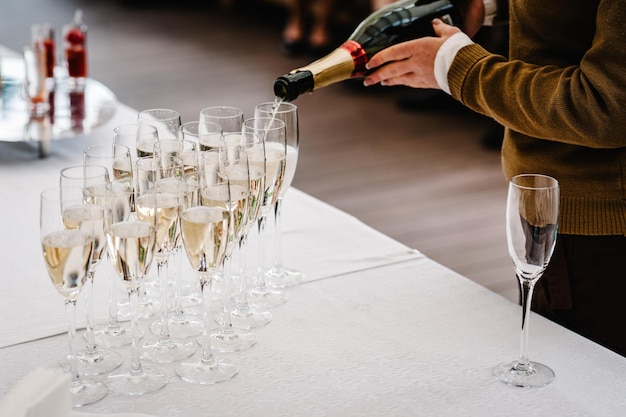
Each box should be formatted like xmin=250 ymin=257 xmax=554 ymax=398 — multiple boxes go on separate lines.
xmin=273 ymin=71 xmax=314 ymax=101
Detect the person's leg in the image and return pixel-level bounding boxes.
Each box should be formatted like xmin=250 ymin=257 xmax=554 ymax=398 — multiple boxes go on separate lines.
xmin=281 ymin=0 xmax=307 ymax=55
xmin=533 ymin=234 xmax=626 ymax=357
xmin=308 ymin=0 xmax=336 ymax=52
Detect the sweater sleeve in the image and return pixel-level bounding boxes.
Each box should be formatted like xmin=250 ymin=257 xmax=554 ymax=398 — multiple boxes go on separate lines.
xmin=447 ymin=0 xmax=626 ymax=149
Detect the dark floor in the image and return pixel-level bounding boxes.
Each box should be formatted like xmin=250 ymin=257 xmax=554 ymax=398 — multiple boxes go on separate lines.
xmin=0 ymin=0 xmax=517 ymax=302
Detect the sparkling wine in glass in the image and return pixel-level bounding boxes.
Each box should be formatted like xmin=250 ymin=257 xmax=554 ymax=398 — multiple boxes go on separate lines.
xmin=493 ymin=174 xmax=559 ymax=388
xmin=84 ymin=143 xmax=142 ymax=345
xmin=135 ymin=156 xmax=197 ymax=363
xmin=243 ymin=117 xmax=288 ymax=309
xmin=176 ymin=168 xmax=239 ymax=384
xmin=59 ymin=164 xmax=123 ymax=375
xmin=254 ymin=101 xmax=303 ymax=287
xmin=105 ymin=183 xmax=168 ymax=395
xmin=40 ymin=186 xmax=107 ymax=406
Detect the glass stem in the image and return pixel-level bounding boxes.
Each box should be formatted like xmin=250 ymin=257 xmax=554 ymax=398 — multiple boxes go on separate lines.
xmin=256 ymin=215 xmax=268 ymax=292
xmin=272 ymin=198 xmax=284 ymax=272
xmin=157 ymin=259 xmax=171 ymax=342
xmin=200 ymin=274 xmax=215 ymax=364
xmin=84 ymin=271 xmax=97 ymax=354
xmin=107 ymin=254 xmax=120 ymax=330
xmin=172 ymin=247 xmax=184 ymax=317
xmin=222 ymin=255 xmax=234 ymax=332
xmin=65 ymin=299 xmax=80 ymax=384
xmin=517 ymin=277 xmax=536 ymax=370
xmin=236 ymin=235 xmax=250 ymax=309
xmin=128 ymin=287 xmax=143 ymax=375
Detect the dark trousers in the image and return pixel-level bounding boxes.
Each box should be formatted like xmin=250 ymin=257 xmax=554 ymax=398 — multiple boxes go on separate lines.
xmin=532 ymin=234 xmax=626 ymax=357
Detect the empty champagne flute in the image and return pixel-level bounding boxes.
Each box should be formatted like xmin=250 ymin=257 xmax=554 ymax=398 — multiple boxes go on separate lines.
xmin=59 ymin=164 xmax=123 ymax=375
xmin=105 ymin=183 xmax=168 ymax=395
xmin=243 ymin=117 xmax=288 ymax=309
xmin=136 ymin=156 xmax=197 ymax=363
xmin=254 ymin=101 xmax=303 ymax=287
xmin=138 ymin=108 xmax=181 ymax=140
xmin=176 ymin=168 xmax=238 ymax=384
xmin=493 ymin=174 xmax=559 ymax=388
xmin=40 ymin=186 xmax=107 ymax=406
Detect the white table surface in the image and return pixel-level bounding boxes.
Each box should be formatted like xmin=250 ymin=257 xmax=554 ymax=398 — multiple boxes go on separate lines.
xmin=1 ymin=92 xmax=625 ymax=417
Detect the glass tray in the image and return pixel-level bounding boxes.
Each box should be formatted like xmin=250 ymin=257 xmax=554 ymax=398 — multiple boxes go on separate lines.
xmin=0 ymin=56 xmax=117 ymax=157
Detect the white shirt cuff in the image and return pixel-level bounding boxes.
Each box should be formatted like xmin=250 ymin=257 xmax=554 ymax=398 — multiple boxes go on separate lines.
xmin=434 ymin=32 xmax=473 ymax=94
xmin=483 ymin=0 xmax=498 ymax=26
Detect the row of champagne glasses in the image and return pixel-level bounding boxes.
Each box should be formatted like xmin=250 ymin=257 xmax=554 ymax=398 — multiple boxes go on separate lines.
xmin=39 ymin=102 xmax=300 ymax=402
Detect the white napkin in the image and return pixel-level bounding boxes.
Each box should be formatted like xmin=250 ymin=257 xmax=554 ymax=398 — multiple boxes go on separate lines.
xmin=0 ymin=368 xmax=70 ymax=417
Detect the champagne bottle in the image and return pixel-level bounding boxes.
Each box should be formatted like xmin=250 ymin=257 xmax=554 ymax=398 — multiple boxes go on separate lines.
xmin=274 ymin=0 xmax=461 ymax=101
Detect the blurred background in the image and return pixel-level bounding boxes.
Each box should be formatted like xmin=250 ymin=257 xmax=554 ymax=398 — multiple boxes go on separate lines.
xmin=0 ymin=0 xmax=515 ymax=301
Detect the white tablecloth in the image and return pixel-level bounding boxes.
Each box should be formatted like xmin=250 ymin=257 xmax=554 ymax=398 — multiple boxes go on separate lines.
xmin=1 ymin=84 xmax=625 ymax=417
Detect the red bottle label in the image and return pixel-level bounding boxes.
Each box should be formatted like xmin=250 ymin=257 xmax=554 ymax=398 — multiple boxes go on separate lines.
xmin=340 ymin=40 xmax=368 ymax=77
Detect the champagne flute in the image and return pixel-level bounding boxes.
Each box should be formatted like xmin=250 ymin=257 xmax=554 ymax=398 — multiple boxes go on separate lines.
xmin=105 ymin=183 xmax=168 ymax=395
xmin=113 ymin=123 xmax=160 ymax=159
xmin=223 ymin=132 xmax=272 ymax=329
xmin=59 ymin=164 xmax=123 ymax=375
xmin=210 ymin=143 xmax=257 ymax=351
xmin=254 ymin=101 xmax=303 ymax=287
xmin=199 ymin=106 xmax=243 ymax=134
xmin=40 ymin=186 xmax=108 ymax=406
xmin=493 ymin=174 xmax=559 ymax=388
xmin=83 ymin=144 xmax=145 ymax=345
xmin=151 ymin=139 xmax=204 ymax=339
xmin=197 ymin=120 xmax=223 ymax=152
xmin=135 ymin=156 xmax=197 ymax=363
xmin=176 ymin=168 xmax=239 ymax=384
xmin=138 ymin=108 xmax=182 ymax=140
xmin=243 ymin=117 xmax=288 ymax=308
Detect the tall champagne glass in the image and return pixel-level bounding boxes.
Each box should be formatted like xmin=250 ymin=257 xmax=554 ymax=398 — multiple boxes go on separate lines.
xmin=105 ymin=183 xmax=168 ymax=395
xmin=197 ymin=120 xmax=223 ymax=152
xmin=113 ymin=123 xmax=159 ymax=159
xmin=493 ymin=174 xmax=559 ymax=388
xmin=152 ymin=135 xmax=203 ymax=338
xmin=59 ymin=165 xmax=123 ymax=375
xmin=199 ymin=106 xmax=244 ymax=134
xmin=176 ymin=168 xmax=239 ymax=384
xmin=254 ymin=101 xmax=302 ymax=287
xmin=226 ymin=131 xmax=272 ymax=329
xmin=83 ymin=144 xmax=143 ymax=345
xmin=138 ymin=108 xmax=182 ymax=140
xmin=243 ymin=117 xmax=288 ymax=308
xmin=135 ymin=156 xmax=197 ymax=363
xmin=210 ymin=143 xmax=257 ymax=351
xmin=40 ymin=186 xmax=107 ymax=406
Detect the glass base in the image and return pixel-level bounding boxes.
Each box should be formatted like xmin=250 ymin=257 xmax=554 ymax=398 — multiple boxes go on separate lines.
xmin=176 ymin=357 xmax=238 ymax=385
xmin=70 ymin=378 xmax=108 ymax=407
xmin=107 ymin=367 xmax=168 ymax=395
xmin=265 ymin=266 xmax=303 ymax=288
xmin=209 ymin=328 xmax=257 ymax=352
xmin=61 ymin=348 xmax=123 ymax=375
xmin=248 ymin=286 xmax=288 ymax=309
xmin=492 ymin=360 xmax=555 ymax=388
xmin=93 ymin=321 xmax=143 ymax=348
xmin=150 ymin=313 xmax=203 ymax=339
xmin=230 ymin=305 xmax=272 ymax=329
xmin=141 ymin=338 xmax=197 ymax=363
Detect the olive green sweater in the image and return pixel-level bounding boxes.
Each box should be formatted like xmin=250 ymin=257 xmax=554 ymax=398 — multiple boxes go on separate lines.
xmin=448 ymin=0 xmax=626 ymax=235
